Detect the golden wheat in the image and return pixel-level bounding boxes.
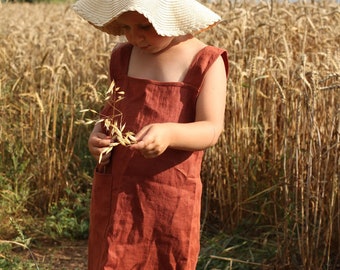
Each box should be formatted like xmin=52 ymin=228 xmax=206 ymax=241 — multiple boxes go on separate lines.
xmin=1 ymin=1 xmax=339 ymax=268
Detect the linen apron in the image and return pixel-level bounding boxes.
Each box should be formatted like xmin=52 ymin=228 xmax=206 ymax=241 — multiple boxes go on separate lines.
xmin=88 ymin=43 xmax=228 ymax=270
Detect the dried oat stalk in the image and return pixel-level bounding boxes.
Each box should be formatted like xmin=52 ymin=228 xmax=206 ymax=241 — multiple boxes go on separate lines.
xmin=78 ymin=79 xmax=136 ymax=164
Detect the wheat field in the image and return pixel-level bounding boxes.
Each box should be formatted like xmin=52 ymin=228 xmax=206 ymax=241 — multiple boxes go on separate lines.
xmin=1 ymin=1 xmax=339 ymax=268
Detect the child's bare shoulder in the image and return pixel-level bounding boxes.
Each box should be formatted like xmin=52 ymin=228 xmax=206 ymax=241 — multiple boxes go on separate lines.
xmin=169 ymin=38 xmax=206 ymax=65
xmin=176 ymin=37 xmax=206 ymax=55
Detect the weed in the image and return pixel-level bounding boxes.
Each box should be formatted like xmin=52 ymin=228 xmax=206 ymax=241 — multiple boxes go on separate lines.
xmin=0 ymin=218 xmax=39 ymax=270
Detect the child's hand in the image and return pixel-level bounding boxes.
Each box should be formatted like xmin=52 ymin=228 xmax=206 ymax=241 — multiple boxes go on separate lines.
xmin=130 ymin=123 xmax=171 ymax=159
xmin=88 ymin=125 xmax=112 ymax=165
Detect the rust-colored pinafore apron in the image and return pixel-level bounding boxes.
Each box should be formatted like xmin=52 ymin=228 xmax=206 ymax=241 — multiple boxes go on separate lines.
xmin=88 ymin=43 xmax=228 ymax=270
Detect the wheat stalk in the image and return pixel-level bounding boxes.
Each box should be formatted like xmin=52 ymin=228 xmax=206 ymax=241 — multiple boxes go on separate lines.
xmin=77 ymin=79 xmax=136 ymax=164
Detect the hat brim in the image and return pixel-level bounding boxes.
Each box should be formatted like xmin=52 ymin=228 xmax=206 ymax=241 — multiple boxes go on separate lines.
xmin=73 ymin=0 xmax=221 ymax=36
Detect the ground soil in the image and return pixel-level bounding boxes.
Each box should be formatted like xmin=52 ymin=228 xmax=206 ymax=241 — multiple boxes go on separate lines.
xmin=13 ymin=239 xmax=88 ymax=270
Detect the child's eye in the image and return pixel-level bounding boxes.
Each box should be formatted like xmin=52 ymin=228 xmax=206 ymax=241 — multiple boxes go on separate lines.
xmin=120 ymin=25 xmax=132 ymax=34
xmin=120 ymin=24 xmax=130 ymax=31
xmin=140 ymin=24 xmax=152 ymax=30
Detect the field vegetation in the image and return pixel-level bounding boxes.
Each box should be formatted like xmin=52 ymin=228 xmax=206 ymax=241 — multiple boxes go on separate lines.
xmin=0 ymin=0 xmax=339 ymax=269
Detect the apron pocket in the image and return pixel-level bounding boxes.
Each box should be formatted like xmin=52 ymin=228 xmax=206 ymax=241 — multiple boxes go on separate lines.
xmin=89 ymin=167 xmax=114 ymax=238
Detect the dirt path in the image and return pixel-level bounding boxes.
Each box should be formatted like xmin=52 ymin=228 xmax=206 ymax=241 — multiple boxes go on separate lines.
xmin=22 ymin=240 xmax=88 ymax=270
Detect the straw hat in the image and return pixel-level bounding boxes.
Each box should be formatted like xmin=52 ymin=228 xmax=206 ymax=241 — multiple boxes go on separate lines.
xmin=72 ymin=0 xmax=221 ymax=36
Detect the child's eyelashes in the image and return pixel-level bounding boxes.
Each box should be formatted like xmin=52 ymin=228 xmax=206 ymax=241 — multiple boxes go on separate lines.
xmin=121 ymin=24 xmax=130 ymax=30
xmin=139 ymin=23 xmax=152 ymax=30
xmin=120 ymin=23 xmax=152 ymax=32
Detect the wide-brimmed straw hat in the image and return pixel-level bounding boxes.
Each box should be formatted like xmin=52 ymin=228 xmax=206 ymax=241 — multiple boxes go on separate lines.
xmin=72 ymin=0 xmax=221 ymax=36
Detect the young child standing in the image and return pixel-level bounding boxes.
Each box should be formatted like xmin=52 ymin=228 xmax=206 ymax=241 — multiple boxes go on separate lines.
xmin=73 ymin=0 xmax=228 ymax=269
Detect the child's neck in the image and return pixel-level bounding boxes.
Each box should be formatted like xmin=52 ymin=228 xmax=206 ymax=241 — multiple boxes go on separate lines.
xmin=156 ymin=34 xmax=193 ymax=55
xmin=128 ymin=37 xmax=206 ymax=82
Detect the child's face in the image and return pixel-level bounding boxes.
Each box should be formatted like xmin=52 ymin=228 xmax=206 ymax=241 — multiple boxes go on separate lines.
xmin=117 ymin=11 xmax=175 ymax=54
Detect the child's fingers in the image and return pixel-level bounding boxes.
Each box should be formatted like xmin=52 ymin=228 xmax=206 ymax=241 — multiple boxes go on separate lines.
xmin=131 ymin=139 xmax=164 ymax=158
xmin=95 ymin=133 xmax=112 ymax=146
xmin=89 ymin=133 xmax=111 ymax=148
xmin=133 ymin=126 xmax=157 ymax=147
xmin=98 ymin=151 xmax=111 ymax=164
xmin=130 ymin=124 xmax=170 ymax=158
xmin=129 ymin=140 xmax=145 ymax=150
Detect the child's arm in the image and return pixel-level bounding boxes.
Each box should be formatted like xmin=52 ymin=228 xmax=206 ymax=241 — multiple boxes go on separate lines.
xmin=88 ymin=122 xmax=113 ymax=165
xmin=130 ymin=55 xmax=227 ymax=158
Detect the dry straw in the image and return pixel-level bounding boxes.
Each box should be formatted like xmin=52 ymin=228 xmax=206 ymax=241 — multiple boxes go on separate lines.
xmin=78 ymin=79 xmax=136 ymax=164
xmin=1 ymin=1 xmax=339 ymax=268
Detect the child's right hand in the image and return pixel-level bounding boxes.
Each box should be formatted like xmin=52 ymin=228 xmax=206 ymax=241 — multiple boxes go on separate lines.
xmin=88 ymin=124 xmax=112 ymax=165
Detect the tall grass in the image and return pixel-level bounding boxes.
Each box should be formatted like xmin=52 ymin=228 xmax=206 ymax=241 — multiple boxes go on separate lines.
xmin=1 ymin=1 xmax=339 ymax=268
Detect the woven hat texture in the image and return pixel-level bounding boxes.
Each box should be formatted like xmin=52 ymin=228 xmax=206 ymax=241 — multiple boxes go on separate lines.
xmin=72 ymin=0 xmax=221 ymax=36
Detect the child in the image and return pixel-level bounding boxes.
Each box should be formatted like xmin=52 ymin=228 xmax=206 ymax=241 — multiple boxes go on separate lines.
xmin=73 ymin=0 xmax=228 ymax=269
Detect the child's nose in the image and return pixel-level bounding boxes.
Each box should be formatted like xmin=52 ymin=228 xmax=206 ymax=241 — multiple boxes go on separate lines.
xmin=131 ymin=28 xmax=144 ymax=43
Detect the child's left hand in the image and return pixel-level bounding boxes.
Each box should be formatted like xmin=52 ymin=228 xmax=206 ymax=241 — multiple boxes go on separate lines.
xmin=130 ymin=123 xmax=171 ymax=158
